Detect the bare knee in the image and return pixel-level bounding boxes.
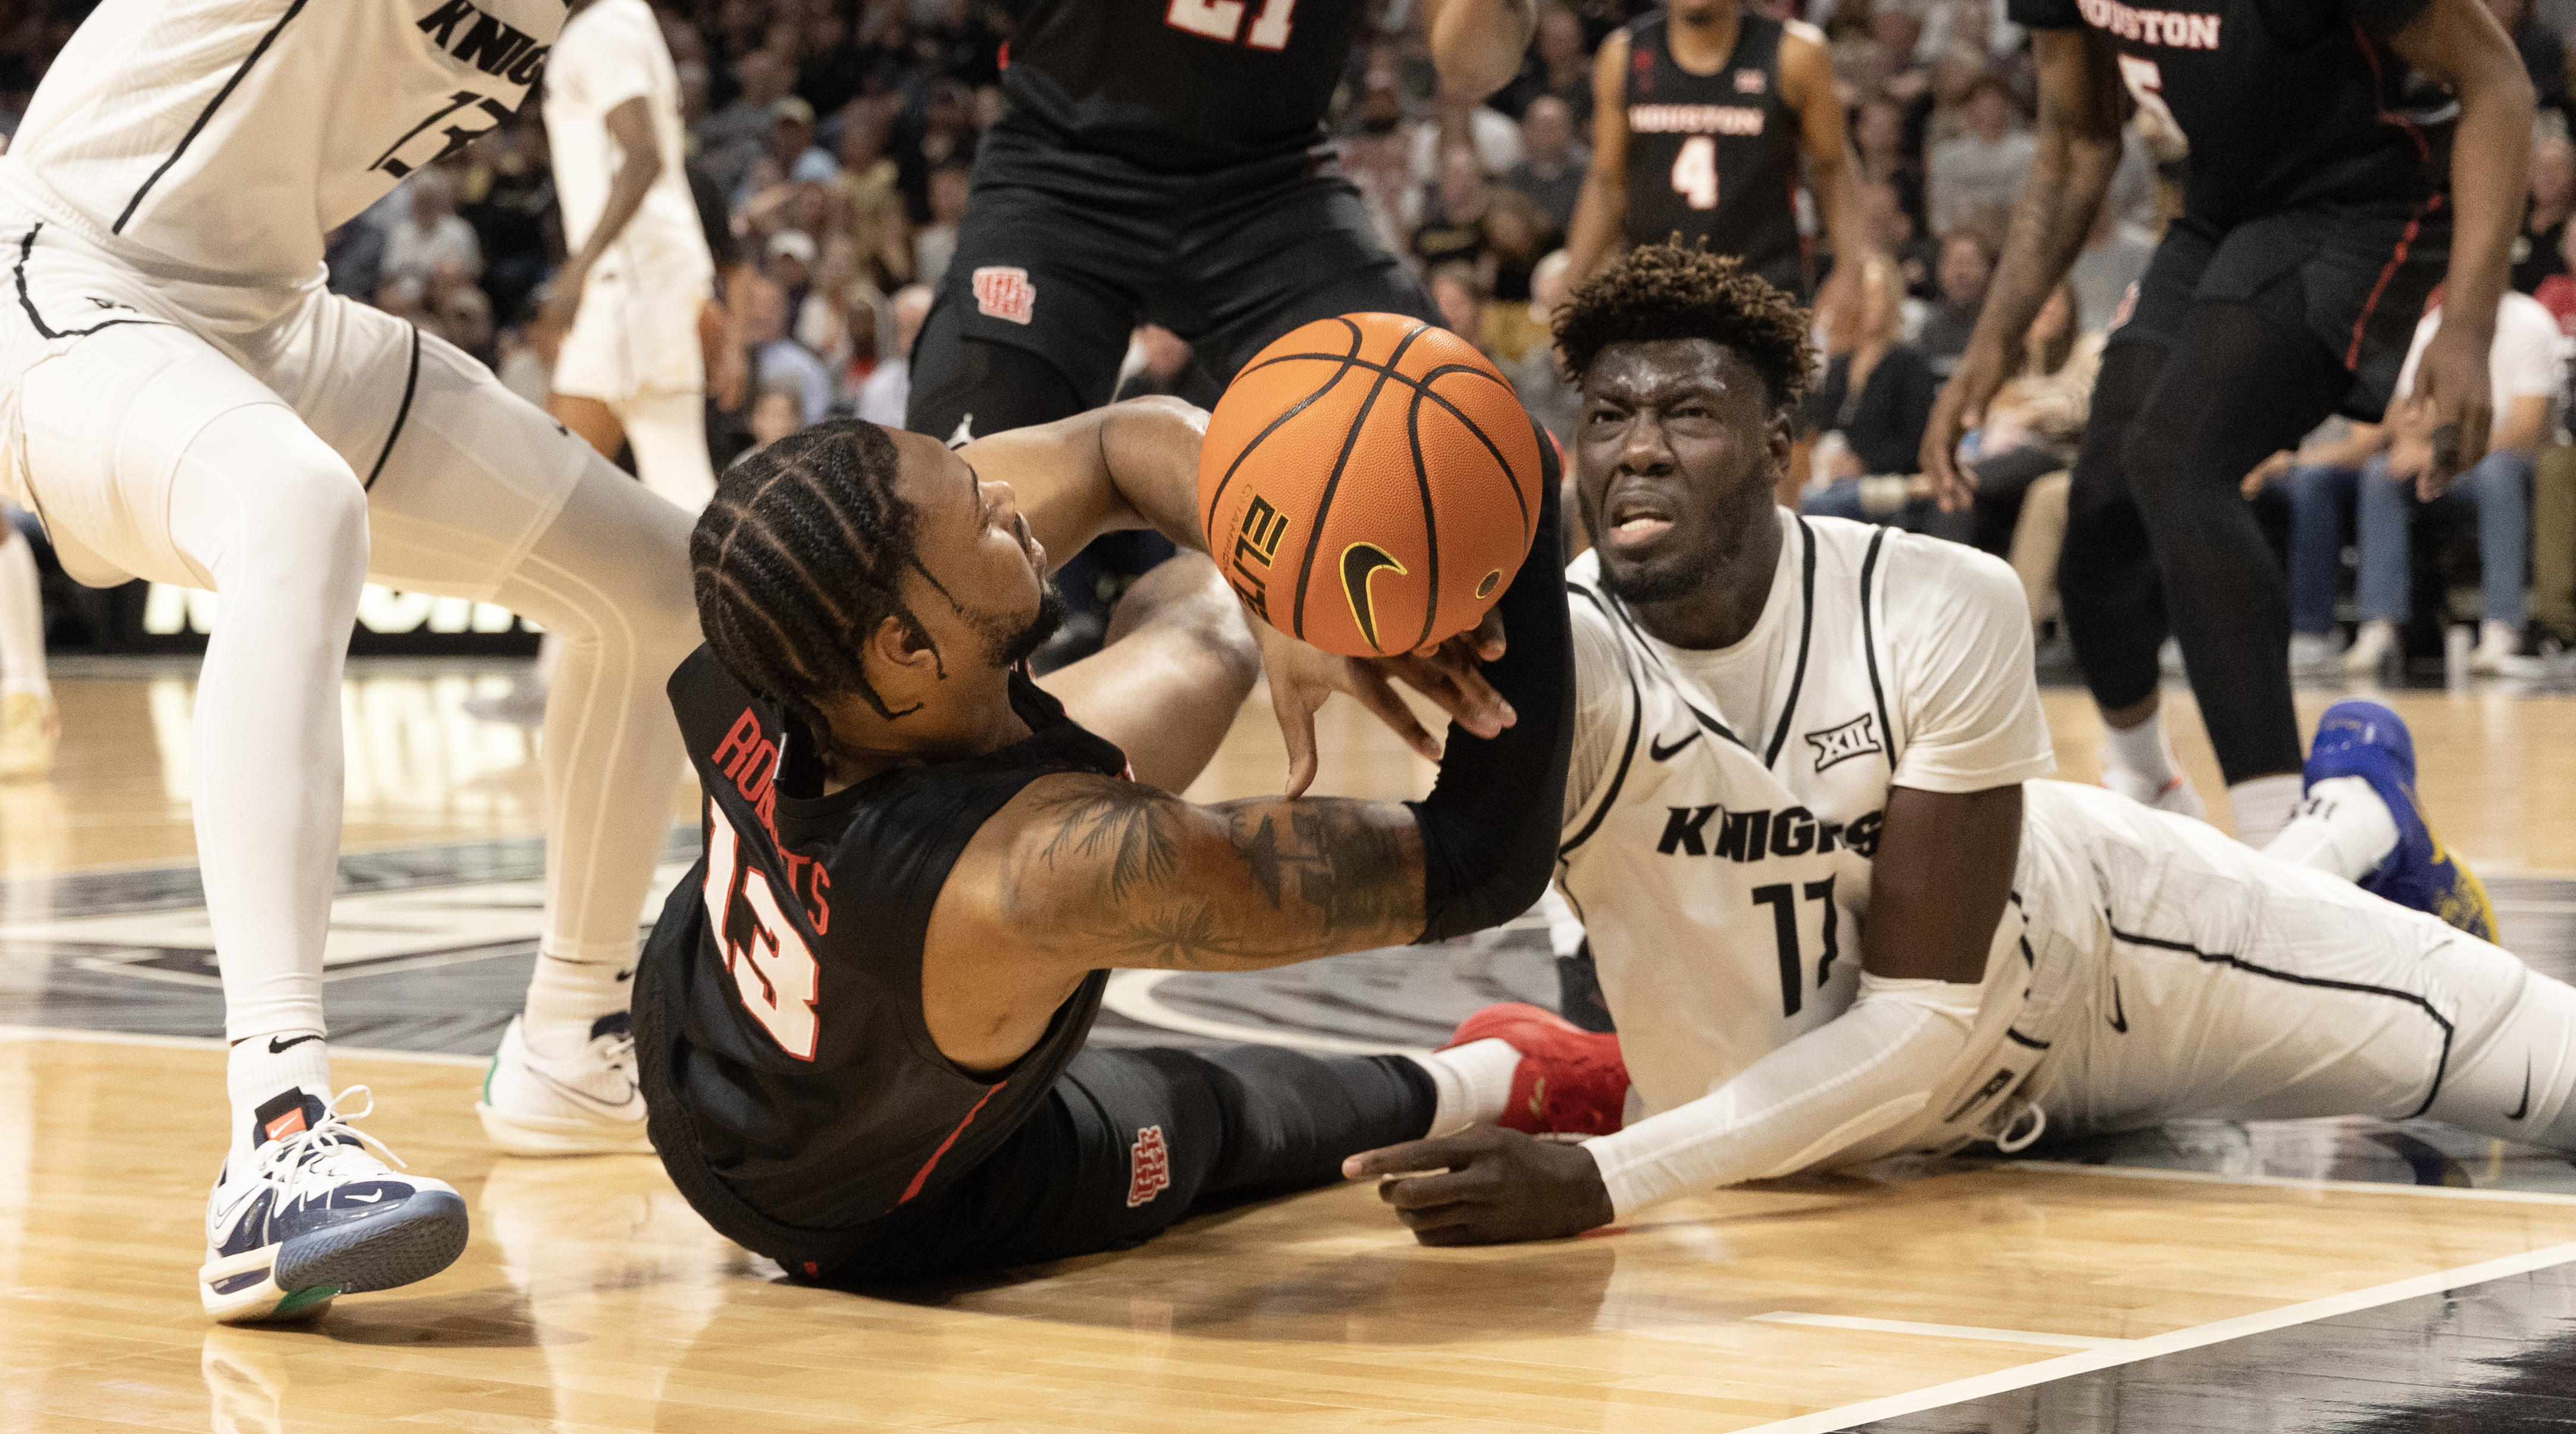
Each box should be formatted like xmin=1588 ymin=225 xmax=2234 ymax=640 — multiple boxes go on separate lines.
xmin=1101 ymin=552 xmax=1259 ymax=691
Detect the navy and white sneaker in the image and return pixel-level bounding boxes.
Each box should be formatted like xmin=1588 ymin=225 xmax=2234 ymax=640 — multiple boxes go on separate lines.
xmin=2305 ymin=698 xmax=2500 ymax=941
xmin=200 ymin=1086 xmax=469 ymax=1323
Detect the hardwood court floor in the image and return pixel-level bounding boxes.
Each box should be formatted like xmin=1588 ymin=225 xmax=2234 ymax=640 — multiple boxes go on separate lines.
xmin=7 ymin=661 xmax=2576 ymax=1432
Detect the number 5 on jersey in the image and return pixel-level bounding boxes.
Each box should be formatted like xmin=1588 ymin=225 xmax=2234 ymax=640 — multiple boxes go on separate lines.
xmin=1671 ymin=136 xmax=1719 ymax=211
xmin=704 ymin=797 xmax=821 ymax=1060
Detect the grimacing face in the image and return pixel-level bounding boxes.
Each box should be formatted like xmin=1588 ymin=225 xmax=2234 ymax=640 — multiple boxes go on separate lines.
xmin=1574 ymin=339 xmax=1789 ymax=609
xmin=888 ymin=430 xmax=1067 ymax=673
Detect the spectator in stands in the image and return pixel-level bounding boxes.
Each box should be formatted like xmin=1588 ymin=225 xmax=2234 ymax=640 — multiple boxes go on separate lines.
xmin=830 ymin=96 xmax=914 ymax=292
xmin=856 ymin=284 xmax=934 ymax=425
xmin=1862 ymin=180 xmax=1941 ymax=305
xmin=697 ymin=48 xmax=795 ymax=197
xmin=1502 ymin=96 xmax=1587 ymax=239
xmin=1957 ymin=282 xmax=2099 ymax=557
xmin=455 ymin=117 xmax=553 ymax=329
xmin=914 ymin=79 xmax=982 ymax=178
xmin=382 ymin=170 xmax=482 ymax=287
xmin=1926 ymin=73 xmax=2034 ymax=237
xmin=746 ymin=374 xmax=807 ymax=453
xmin=1917 ymin=227 xmax=1995 ymax=377
xmin=1429 ymin=262 xmax=1488 ymax=352
xmin=2493 ymin=0 xmax=2575 ymax=134
xmin=1342 ymin=60 xmax=1422 ymax=253
xmin=437 ymin=283 xmax=496 ymax=368
xmin=1499 ymin=4 xmax=1596 ymax=127
xmin=1501 ymin=249 xmax=1580 ymax=447
xmin=2346 ymin=289 xmax=2565 ymax=675
xmin=1801 ymin=256 xmax=1950 ymax=534
xmin=324 ymin=220 xmax=384 ymax=300
xmin=913 ymin=164 xmax=970 ymax=291
xmin=741 ymin=274 xmax=833 ymax=427
xmin=1483 ymin=186 xmax=1550 ymax=305
xmin=1415 ymin=148 xmax=1493 ymax=272
xmin=2517 ymin=130 xmax=2575 ymax=293
xmin=764 ymin=96 xmax=839 ymax=193
xmin=1854 ymin=95 xmax=1928 ymax=232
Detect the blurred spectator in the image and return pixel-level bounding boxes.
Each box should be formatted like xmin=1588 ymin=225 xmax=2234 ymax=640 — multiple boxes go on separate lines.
xmin=916 ymin=79 xmax=982 ymax=178
xmin=1801 ymin=257 xmax=1949 ymax=533
xmin=1917 ymin=0 xmax=2026 ymax=68
xmin=1917 ymin=228 xmax=1996 ymax=377
xmin=382 ymin=170 xmax=482 ymax=286
xmin=766 ymin=96 xmax=841 ymax=192
xmin=2069 ymin=203 xmax=2157 ymax=334
xmin=829 ymin=97 xmax=916 ymax=290
xmin=914 ymin=164 xmax=972 ymax=290
xmin=324 ymin=220 xmax=385 ymax=300
xmin=455 ymin=118 xmax=553 ymax=325
xmin=437 ymin=284 xmax=497 ymax=367
xmin=1502 ymin=249 xmax=1581 ymax=447
xmin=748 ymin=374 xmax=808 ymax=452
xmin=1957 ymin=283 xmax=2098 ymax=553
xmin=1415 ymin=148 xmax=1492 ymax=271
xmin=742 ymin=275 xmax=834 ymax=426
xmin=1483 ymin=186 xmax=1550 ymax=304
xmin=1854 ymin=96 xmax=1927 ymax=231
xmin=767 ymin=228 xmax=818 ymax=321
xmin=2533 ymin=220 xmax=2576 ymax=330
xmin=922 ymin=0 xmax=1005 ymax=89
xmin=1926 ymin=74 xmax=2035 ymax=238
xmin=1342 ymin=59 xmax=1423 ymax=251
xmin=858 ymin=284 xmax=935 ymax=424
xmin=698 ymin=48 xmax=796 ymax=196
xmin=1407 ymin=99 xmax=1524 ymax=184
xmin=1861 ymin=180 xmax=1940 ymax=305
xmin=1502 ymin=96 xmax=1588 ymax=237
xmin=1498 ymin=5 xmax=1596 ymax=127
xmin=1430 ymin=262 xmax=1488 ymax=349
xmin=2516 ymin=130 xmax=2575 ymax=294
xmin=2491 ymin=0 xmax=2574 ymax=133
xmin=795 ymin=7 xmax=870 ymax=117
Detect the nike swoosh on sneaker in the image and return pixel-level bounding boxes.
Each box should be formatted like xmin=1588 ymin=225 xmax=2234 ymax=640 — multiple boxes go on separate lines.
xmin=267 ymin=1033 xmax=322 ymax=1054
xmin=2508 ymin=1057 xmax=2531 ymax=1120
xmin=1649 ymin=731 xmax=1701 ymax=762
xmin=527 ymin=1060 xmax=644 ymax=1116
xmin=345 ymin=1189 xmax=384 ymax=1204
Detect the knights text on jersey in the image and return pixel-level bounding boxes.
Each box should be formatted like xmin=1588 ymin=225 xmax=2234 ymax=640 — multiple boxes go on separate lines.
xmin=2004 ymin=0 xmax=2448 ymax=224
xmin=1621 ymin=12 xmax=1811 ymax=298
xmin=991 ymin=0 xmax=1371 ymax=177
xmin=1555 ymin=514 xmax=2057 ymax=1117
xmin=4 ymin=0 xmax=560 ymax=286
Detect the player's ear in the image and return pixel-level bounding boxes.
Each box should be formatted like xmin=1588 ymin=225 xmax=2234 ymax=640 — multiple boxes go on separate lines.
xmin=1764 ymin=409 xmax=1794 ymax=482
xmin=868 ymin=613 xmax=944 ymax=680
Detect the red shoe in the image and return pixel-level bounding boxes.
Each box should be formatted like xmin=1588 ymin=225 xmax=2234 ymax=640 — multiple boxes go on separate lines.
xmin=1446 ymin=1003 xmax=1630 ymax=1136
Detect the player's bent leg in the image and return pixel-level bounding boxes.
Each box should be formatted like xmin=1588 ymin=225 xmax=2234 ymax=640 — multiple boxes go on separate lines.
xmin=810 ymin=1045 xmax=1439 ymax=1285
xmin=2420 ymin=941 xmax=2576 ymax=1148
xmin=1039 ymin=552 xmax=1258 ymax=793
xmin=902 ymin=302 xmax=1093 ymax=445
xmin=610 ymin=388 xmax=717 ymax=514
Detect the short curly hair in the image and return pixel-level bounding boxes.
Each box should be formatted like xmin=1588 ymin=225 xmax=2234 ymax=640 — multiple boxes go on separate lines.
xmin=1552 ymin=242 xmax=1816 ymax=414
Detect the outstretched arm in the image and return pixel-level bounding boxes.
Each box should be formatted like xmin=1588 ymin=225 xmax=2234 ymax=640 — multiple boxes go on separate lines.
xmin=1920 ymin=29 xmax=2125 ymax=506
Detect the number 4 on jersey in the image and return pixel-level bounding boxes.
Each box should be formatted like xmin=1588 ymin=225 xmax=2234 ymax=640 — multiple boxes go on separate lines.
xmin=1671 ymin=136 xmax=1719 ymax=211
xmin=1165 ymin=0 xmax=1297 ymax=49
xmin=703 ymin=798 xmax=822 ymax=1060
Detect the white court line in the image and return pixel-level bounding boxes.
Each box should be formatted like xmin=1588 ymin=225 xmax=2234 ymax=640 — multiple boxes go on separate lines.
xmin=2002 ymin=1158 xmax=2576 ymax=1206
xmin=0 ymin=1023 xmax=486 ymax=1067
xmin=1100 ymin=970 xmax=1434 ymax=1057
xmin=1738 ymin=1240 xmax=2576 ymax=1433
xmin=1747 ymin=1312 xmax=2132 ymax=1350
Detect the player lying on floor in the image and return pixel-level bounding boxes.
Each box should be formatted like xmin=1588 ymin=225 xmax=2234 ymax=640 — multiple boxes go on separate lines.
xmin=634 ymin=400 xmax=1572 ymax=1283
xmin=1346 ymin=243 xmax=2576 ymax=1244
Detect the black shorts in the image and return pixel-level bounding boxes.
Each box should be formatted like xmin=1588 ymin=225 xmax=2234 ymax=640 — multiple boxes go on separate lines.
xmin=2105 ymin=196 xmax=2449 ymax=421
xmin=909 ymin=137 xmax=1436 ymax=432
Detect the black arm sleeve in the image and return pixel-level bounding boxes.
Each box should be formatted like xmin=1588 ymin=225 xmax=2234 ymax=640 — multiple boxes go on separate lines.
xmin=1408 ymin=424 xmax=1574 ymax=943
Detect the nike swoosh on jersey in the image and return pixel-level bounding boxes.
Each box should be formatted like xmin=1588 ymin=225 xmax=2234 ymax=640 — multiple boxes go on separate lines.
xmin=2508 ymin=1057 xmax=2531 ymax=1120
xmin=1340 ymin=543 xmax=1408 ymax=652
xmin=267 ymin=1033 xmax=322 ymax=1054
xmin=2107 ymin=978 xmax=2128 ymax=1034
xmin=1648 ymin=730 xmax=1701 ymax=762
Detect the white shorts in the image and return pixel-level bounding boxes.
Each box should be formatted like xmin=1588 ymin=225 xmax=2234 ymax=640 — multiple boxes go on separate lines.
xmin=2022 ymin=782 xmax=2552 ymax=1135
xmin=0 ymin=199 xmax=592 ymax=599
xmin=551 ymin=265 xmax=708 ymax=405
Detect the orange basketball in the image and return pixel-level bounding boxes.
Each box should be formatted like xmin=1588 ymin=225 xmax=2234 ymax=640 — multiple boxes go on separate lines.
xmin=1198 ymin=314 xmax=1546 ymax=659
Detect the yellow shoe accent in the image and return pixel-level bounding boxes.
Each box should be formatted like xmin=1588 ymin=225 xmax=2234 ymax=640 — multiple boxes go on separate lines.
xmin=0 ymin=692 xmax=57 ymax=780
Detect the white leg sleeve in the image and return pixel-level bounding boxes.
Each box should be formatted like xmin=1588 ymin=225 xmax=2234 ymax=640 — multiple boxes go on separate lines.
xmin=0 ymin=521 xmax=46 ymax=697
xmin=610 ymin=389 xmax=716 ymax=515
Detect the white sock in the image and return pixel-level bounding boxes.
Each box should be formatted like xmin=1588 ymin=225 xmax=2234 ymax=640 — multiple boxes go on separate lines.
xmin=2227 ymin=772 xmax=2306 ymax=849
xmin=2261 ymin=775 xmax=2400 ymax=882
xmin=520 ymin=950 xmax=630 ymax=1059
xmin=2102 ymin=709 xmax=2177 ymax=787
xmin=226 ymin=1032 xmax=331 ymax=1166
xmin=1409 ymin=1038 xmax=1520 ymax=1138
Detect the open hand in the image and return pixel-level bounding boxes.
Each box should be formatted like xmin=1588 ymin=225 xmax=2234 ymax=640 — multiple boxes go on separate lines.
xmin=1920 ymin=340 xmax=2011 ymax=512
xmin=1257 ymin=608 xmax=1511 ymax=799
xmin=1342 ymin=1126 xmax=1616 ymax=1246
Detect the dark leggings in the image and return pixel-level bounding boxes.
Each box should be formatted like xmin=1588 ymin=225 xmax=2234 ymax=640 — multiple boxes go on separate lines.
xmin=2058 ymin=273 xmax=2351 ymax=785
xmin=813 ymin=1044 xmax=1436 ymax=1286
xmin=904 ymin=316 xmax=1091 ymax=442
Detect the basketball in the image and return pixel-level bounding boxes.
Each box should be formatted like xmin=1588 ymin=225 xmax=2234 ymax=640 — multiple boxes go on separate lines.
xmin=1198 ymin=313 xmax=1547 ymax=658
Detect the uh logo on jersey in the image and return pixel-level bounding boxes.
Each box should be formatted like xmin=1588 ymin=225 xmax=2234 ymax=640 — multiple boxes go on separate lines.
xmin=372 ymin=0 xmax=554 ymax=179
xmin=1657 ymin=802 xmax=1882 ymax=861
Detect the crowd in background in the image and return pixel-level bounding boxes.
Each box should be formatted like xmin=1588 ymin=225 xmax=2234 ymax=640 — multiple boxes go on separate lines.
xmin=2 ymin=0 xmax=2576 ymax=668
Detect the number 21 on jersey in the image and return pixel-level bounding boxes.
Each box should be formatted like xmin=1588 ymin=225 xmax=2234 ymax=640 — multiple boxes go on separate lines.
xmin=704 ymin=797 xmax=821 ymax=1060
xmin=1671 ymin=136 xmax=1719 ymax=211
xmin=1166 ymin=0 xmax=1296 ymax=48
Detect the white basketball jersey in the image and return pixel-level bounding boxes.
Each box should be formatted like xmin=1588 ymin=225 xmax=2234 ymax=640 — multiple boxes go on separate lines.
xmin=1 ymin=0 xmax=560 ymax=286
xmin=1557 ymin=513 xmax=2061 ymax=1121
xmin=543 ymin=0 xmax=710 ymax=289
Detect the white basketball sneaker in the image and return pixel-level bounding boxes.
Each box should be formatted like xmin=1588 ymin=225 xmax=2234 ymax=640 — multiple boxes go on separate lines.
xmin=477 ymin=1013 xmax=653 ymax=1156
xmin=2098 ymin=744 xmax=2208 ymax=821
xmin=200 ymin=1087 xmax=469 ymax=1323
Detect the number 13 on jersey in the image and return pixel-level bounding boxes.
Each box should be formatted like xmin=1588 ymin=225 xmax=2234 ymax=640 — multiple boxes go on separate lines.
xmin=704 ymin=797 xmax=822 ymax=1060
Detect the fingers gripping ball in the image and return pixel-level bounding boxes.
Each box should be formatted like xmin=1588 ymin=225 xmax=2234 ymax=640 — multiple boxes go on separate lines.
xmin=1198 ymin=313 xmax=1546 ymax=657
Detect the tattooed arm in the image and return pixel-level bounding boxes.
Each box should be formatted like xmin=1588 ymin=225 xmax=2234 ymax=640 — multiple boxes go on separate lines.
xmin=920 ymin=777 xmax=1427 ymax=1069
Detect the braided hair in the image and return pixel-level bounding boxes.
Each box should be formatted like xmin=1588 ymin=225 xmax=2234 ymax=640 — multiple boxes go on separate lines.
xmin=691 ymin=419 xmax=948 ymax=750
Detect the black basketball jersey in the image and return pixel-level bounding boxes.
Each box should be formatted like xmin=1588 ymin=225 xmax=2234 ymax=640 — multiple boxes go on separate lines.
xmin=2006 ymin=0 xmax=2450 ymax=225
xmin=1621 ymin=11 xmax=1809 ymax=299
xmin=634 ymin=647 xmax=1129 ymax=1269
xmin=992 ymin=0 xmax=1370 ymax=177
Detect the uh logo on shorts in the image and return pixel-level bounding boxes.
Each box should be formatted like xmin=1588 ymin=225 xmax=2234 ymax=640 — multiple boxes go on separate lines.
xmin=1127 ymin=1126 xmax=1172 ymax=1208
xmin=972 ymin=267 xmax=1036 ymax=325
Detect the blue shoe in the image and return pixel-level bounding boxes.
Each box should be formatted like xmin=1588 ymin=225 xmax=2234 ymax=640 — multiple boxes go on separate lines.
xmin=2304 ymin=699 xmax=2499 ymax=941
xmin=200 ymin=1087 xmax=469 ymax=1322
